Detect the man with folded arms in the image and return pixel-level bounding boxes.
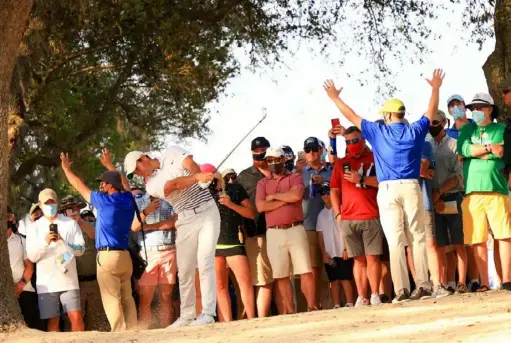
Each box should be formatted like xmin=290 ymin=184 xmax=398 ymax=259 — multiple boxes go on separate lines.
xmin=256 ymin=147 xmax=316 ymax=313
xmin=323 ymin=69 xmax=445 ymax=302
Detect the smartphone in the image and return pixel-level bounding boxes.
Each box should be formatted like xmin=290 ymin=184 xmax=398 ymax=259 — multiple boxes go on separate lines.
xmin=297 ymin=151 xmax=305 ymax=160
xmin=331 ymin=118 xmax=341 ymax=128
xmin=343 ymin=163 xmax=351 ymax=173
xmin=50 ymin=224 xmax=58 ymax=233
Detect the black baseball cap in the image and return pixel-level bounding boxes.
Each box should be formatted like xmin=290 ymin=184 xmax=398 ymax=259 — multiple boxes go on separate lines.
xmin=304 ymin=137 xmax=320 ymax=149
xmin=319 ymin=182 xmax=330 ymax=196
xmin=282 ymin=145 xmax=294 ymax=154
xmin=80 ymin=210 xmax=95 ymax=219
xmin=96 ymin=170 xmax=125 ymax=191
xmin=251 ymin=137 xmax=270 ymax=150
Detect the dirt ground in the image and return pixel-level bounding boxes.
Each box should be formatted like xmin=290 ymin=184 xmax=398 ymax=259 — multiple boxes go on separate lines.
xmin=2 ymin=291 xmax=511 ymax=343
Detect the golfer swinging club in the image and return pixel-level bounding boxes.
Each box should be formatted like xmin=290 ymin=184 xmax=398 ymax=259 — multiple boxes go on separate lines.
xmin=124 ymin=146 xmax=220 ymax=328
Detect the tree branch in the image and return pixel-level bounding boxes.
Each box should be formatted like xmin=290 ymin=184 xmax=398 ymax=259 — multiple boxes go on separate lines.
xmin=12 ymin=155 xmax=61 ymax=184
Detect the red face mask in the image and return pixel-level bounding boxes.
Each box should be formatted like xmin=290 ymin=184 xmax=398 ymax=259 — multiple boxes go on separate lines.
xmin=346 ymin=141 xmax=364 ymax=156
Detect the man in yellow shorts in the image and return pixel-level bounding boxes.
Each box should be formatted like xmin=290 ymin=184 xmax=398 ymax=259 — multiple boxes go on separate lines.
xmin=457 ymin=93 xmax=511 ymax=292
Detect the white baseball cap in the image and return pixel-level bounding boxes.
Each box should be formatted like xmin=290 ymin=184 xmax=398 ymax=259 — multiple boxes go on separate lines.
xmin=466 ymin=93 xmax=500 ymax=118
xmin=124 ymin=151 xmax=144 ymax=179
xmin=221 ymin=168 xmax=236 ymax=178
xmin=265 ymin=147 xmax=284 ymax=159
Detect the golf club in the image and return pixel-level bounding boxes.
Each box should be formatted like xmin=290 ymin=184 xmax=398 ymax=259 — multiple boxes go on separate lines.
xmin=198 ymin=108 xmax=268 ymax=189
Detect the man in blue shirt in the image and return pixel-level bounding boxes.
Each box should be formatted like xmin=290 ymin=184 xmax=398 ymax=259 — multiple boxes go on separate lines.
xmin=445 ymin=95 xmax=473 ymax=139
xmin=300 ymin=136 xmax=332 ymax=310
xmin=60 ymin=150 xmax=137 ymax=332
xmin=323 ymin=69 xmax=445 ymax=303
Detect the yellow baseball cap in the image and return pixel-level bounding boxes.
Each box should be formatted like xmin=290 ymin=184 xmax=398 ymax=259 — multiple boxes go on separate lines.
xmin=38 ymin=188 xmax=58 ymax=204
xmin=378 ymin=99 xmax=406 ymax=115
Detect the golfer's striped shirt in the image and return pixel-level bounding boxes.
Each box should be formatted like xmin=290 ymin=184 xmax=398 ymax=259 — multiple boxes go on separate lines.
xmin=146 ymin=146 xmax=212 ymax=214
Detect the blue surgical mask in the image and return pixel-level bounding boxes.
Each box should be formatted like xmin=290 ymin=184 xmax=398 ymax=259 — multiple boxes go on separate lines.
xmin=472 ymin=110 xmax=486 ymax=124
xmin=41 ymin=204 xmax=58 ymax=218
xmin=451 ymin=106 xmax=465 ymax=120
xmin=321 ymin=150 xmax=327 ymax=161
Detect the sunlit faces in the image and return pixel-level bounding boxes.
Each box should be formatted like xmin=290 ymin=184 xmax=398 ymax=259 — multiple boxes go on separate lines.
xmin=304 ymin=146 xmax=322 ymax=162
xmin=134 ymin=155 xmax=153 ymax=177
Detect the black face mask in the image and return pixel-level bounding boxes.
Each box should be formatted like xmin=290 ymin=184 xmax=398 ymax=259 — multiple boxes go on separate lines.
xmin=270 ymin=163 xmax=285 ymax=175
xmin=8 ymin=221 xmax=18 ymax=234
xmin=429 ymin=125 xmax=443 ymax=137
xmin=252 ymin=152 xmax=266 ymax=161
xmin=285 ymin=160 xmax=295 ymax=172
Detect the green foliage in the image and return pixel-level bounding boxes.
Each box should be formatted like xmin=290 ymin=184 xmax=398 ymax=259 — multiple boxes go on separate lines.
xmin=9 ymin=0 xmax=498 ymax=212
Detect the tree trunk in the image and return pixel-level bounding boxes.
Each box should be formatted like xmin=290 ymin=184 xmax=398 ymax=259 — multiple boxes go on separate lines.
xmin=0 ymin=0 xmax=34 ymax=331
xmin=483 ymin=0 xmax=511 ymax=119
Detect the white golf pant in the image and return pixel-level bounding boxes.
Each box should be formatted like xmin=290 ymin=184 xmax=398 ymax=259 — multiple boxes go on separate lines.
xmin=175 ymin=200 xmax=220 ymax=320
xmin=377 ymin=180 xmax=431 ymax=293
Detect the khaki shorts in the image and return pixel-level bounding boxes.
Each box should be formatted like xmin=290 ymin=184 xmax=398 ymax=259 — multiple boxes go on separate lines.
xmin=306 ymin=230 xmax=322 ymax=268
xmin=341 ymin=219 xmax=384 ymax=258
xmin=245 ymin=236 xmax=274 ymax=286
xmin=424 ymin=210 xmax=435 ymax=241
xmin=267 ymin=224 xmax=312 ymax=279
xmin=462 ymin=192 xmax=511 ymax=245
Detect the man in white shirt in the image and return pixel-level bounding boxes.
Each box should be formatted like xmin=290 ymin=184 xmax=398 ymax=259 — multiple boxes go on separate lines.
xmin=7 ymin=206 xmax=45 ymax=330
xmin=124 ymin=146 xmax=220 ymax=327
xmin=26 ymin=189 xmax=85 ymax=332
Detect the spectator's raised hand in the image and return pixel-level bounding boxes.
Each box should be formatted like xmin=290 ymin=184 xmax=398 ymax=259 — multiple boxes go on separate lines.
xmin=99 ymin=148 xmax=115 ymax=170
xmin=323 ymin=80 xmax=343 ymax=100
xmin=60 ymin=152 xmax=73 ymax=171
xmin=329 ymin=125 xmax=345 ymax=138
xmin=426 ymin=69 xmax=445 ymax=89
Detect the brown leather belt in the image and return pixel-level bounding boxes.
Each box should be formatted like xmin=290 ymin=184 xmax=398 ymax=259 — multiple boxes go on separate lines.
xmin=270 ymin=221 xmax=303 ymax=230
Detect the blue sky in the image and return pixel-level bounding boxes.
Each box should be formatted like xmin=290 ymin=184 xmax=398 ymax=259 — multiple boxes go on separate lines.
xmin=165 ymin=9 xmax=496 ymax=174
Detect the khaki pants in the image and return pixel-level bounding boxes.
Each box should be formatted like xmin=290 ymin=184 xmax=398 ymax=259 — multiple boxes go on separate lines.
xmin=377 ymin=180 xmax=430 ymax=293
xmin=97 ymin=250 xmax=137 ymax=332
xmin=80 ymin=279 xmax=110 ymax=331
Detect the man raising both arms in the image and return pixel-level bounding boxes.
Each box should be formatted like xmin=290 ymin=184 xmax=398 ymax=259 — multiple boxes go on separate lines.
xmin=124 ymin=146 xmax=220 ymax=327
xmin=323 ymin=69 xmax=445 ymax=302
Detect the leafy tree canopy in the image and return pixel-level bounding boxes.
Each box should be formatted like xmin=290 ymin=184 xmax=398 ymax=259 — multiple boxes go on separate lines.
xmin=8 ymin=0 xmax=503 ymax=213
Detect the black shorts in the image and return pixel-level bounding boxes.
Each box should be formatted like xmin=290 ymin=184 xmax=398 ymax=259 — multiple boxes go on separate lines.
xmin=380 ymin=234 xmax=390 ymax=262
xmin=324 ymin=257 xmax=354 ymax=282
xmin=434 ymin=194 xmax=464 ymax=247
xmin=215 ymin=245 xmax=247 ymax=257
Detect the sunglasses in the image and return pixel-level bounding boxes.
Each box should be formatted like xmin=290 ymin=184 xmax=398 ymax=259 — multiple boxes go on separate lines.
xmin=471 ymin=104 xmax=490 ymax=110
xmin=284 ymin=152 xmax=293 ymax=158
xmin=304 ymin=147 xmax=320 ymax=154
xmin=503 ymin=89 xmax=511 ymax=95
xmin=345 ymin=138 xmax=361 ymax=145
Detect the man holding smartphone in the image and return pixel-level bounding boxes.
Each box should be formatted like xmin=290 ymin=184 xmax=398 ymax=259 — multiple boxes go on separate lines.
xmin=330 ymin=126 xmax=383 ymax=307
xmin=26 ymin=189 xmax=85 ymax=332
xmin=324 ymin=69 xmax=444 ymax=302
xmin=59 ymin=196 xmax=109 ymax=331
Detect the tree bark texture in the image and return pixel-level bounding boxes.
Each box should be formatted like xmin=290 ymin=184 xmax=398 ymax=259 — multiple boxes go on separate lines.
xmin=0 ymin=0 xmax=34 ymax=331
xmin=483 ymin=0 xmax=511 ymax=118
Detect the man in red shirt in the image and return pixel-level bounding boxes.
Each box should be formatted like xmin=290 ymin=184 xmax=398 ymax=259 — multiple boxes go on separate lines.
xmin=330 ymin=126 xmax=383 ymax=307
xmin=256 ymin=147 xmax=316 ymax=314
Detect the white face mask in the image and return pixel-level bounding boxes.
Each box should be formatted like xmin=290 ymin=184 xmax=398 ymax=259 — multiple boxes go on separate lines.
xmin=41 ymin=204 xmax=58 ymax=218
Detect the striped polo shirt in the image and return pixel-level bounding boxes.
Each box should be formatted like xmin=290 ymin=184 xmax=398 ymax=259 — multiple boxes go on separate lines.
xmin=145 ymin=146 xmax=212 ymax=214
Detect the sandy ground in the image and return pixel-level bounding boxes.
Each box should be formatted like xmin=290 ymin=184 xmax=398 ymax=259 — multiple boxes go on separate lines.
xmin=2 ymin=291 xmax=511 ymax=343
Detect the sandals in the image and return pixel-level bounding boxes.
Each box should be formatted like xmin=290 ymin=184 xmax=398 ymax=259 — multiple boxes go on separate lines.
xmin=476 ymin=285 xmax=490 ymax=292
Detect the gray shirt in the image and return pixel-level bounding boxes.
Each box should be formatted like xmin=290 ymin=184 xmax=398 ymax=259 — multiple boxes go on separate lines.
xmin=428 ymin=134 xmax=464 ymax=194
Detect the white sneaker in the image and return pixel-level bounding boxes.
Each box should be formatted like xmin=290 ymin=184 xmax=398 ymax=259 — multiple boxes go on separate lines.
xmin=355 ymin=296 xmax=370 ymax=307
xmin=166 ymin=317 xmax=193 ymax=329
xmin=333 ymin=304 xmax=341 ymax=309
xmin=189 ymin=314 xmax=215 ymax=327
xmin=370 ymin=293 xmax=382 ymax=305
